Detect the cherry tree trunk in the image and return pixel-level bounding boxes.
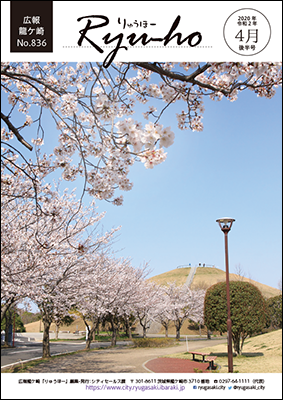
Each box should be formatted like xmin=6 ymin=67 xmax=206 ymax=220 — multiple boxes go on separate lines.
xmin=109 ymin=316 xmax=118 ymax=346
xmin=164 ymin=325 xmax=169 ymax=338
xmin=1 ymin=300 xmax=14 ymax=324
xmin=128 ymin=325 xmax=132 ymax=340
xmin=111 ymin=327 xmax=117 ymax=346
xmin=85 ymin=326 xmax=96 ymax=350
xmin=84 ymin=317 xmax=100 ymax=350
xmin=4 ymin=312 xmax=12 ymax=346
xmin=174 ymin=320 xmax=182 ymax=340
xmin=124 ymin=317 xmax=132 ymax=339
xmin=42 ymin=320 xmax=51 ymax=358
xmin=142 ymin=325 xmax=147 ymax=338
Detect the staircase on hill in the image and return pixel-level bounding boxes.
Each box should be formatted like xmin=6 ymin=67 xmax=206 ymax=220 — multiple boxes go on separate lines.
xmin=184 ymin=265 xmax=197 ymax=287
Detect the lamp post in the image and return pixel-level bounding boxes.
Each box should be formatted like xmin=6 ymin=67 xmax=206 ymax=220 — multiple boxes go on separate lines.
xmin=216 ymin=217 xmax=235 ymax=373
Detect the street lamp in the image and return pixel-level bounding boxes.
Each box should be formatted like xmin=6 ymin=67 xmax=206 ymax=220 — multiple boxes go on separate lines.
xmin=216 ymin=217 xmax=235 ymax=373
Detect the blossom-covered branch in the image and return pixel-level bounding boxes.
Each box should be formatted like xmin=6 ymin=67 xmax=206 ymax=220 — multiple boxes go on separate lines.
xmin=1 ymin=62 xmax=281 ymax=206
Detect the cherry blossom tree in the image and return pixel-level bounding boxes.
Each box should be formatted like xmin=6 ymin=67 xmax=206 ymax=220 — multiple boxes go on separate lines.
xmin=189 ymin=292 xmax=206 ymax=337
xmin=76 ymin=257 xmax=150 ymax=348
xmin=1 ymin=167 xmax=118 ymax=357
xmin=1 ymin=62 xmax=281 ymax=208
xmin=94 ymin=259 xmax=150 ymax=346
xmin=73 ymin=254 xmax=114 ymax=350
xmin=134 ymin=280 xmax=161 ymax=338
xmin=29 ymin=220 xmax=117 ymax=358
xmin=151 ymin=285 xmax=174 ymax=338
xmin=1 ymin=169 xmax=46 ymax=322
xmin=165 ymin=282 xmax=205 ymax=339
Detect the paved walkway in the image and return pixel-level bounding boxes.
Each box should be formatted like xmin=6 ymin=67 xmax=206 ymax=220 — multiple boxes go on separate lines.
xmin=21 ymin=338 xmax=226 ymax=373
xmin=145 ymin=358 xmax=211 ymax=373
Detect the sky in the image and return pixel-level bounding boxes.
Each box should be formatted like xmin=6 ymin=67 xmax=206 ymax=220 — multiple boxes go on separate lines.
xmin=93 ymin=80 xmax=282 ymax=290
xmin=1 ymin=64 xmax=282 ymax=293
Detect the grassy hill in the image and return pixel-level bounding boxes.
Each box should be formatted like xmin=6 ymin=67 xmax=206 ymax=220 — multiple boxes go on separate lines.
xmin=24 ymin=318 xmax=87 ymax=333
xmin=149 ymin=266 xmax=281 ymax=299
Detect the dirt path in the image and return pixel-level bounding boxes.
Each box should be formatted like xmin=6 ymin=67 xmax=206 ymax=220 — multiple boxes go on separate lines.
xmin=23 ymin=338 xmax=227 ymax=373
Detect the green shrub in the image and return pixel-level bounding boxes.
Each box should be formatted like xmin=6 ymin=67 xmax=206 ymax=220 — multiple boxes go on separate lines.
xmin=204 ymin=281 xmax=266 ymax=355
xmin=265 ymin=295 xmax=282 ymax=329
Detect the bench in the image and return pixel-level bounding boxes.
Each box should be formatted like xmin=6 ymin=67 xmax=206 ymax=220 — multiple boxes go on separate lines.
xmin=205 ymin=356 xmax=218 ymax=370
xmin=188 ymin=351 xmax=218 ymax=370
xmin=188 ymin=351 xmax=210 ymax=362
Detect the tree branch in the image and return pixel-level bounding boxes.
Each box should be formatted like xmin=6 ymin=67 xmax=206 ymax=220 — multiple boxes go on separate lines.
xmin=1 ymin=112 xmax=33 ymax=151
xmin=133 ymin=62 xmax=232 ymax=96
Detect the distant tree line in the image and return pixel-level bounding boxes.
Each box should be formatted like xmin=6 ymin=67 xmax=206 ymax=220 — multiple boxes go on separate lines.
xmin=20 ymin=310 xmax=42 ymax=325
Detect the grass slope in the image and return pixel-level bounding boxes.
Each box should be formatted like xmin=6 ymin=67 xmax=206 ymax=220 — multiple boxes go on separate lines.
xmin=24 ymin=318 xmax=87 ymax=333
xmin=149 ymin=267 xmax=281 ymax=298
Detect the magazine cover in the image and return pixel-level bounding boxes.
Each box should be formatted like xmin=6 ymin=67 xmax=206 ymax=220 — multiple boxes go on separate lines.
xmin=1 ymin=1 xmax=282 ymax=399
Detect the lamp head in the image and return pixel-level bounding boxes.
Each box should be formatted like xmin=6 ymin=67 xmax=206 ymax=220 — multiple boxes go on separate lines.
xmin=216 ymin=218 xmax=235 ymax=232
